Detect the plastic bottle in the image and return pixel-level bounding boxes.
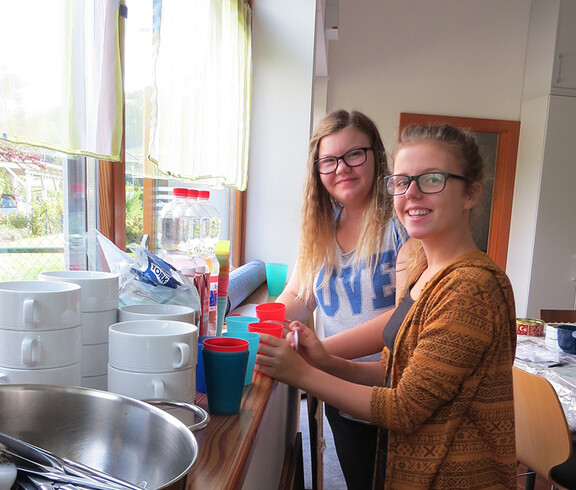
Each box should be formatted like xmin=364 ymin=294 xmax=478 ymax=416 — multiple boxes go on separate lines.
xmin=180 ymin=263 xmax=210 ymax=336
xmin=184 ymin=189 xmax=204 ymax=255
xmin=66 ymin=183 xmax=87 ymax=270
xmin=197 ymin=190 xmax=221 ymax=336
xmin=180 ymin=189 xmax=211 ymax=335
xmin=197 ymin=190 xmax=222 ymax=255
xmin=159 ymin=188 xmax=212 ymax=334
xmin=158 ymin=187 xmax=189 ymax=257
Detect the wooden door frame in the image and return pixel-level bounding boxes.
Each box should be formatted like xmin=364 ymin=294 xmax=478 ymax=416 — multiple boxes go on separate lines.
xmin=398 ymin=113 xmax=520 ymax=270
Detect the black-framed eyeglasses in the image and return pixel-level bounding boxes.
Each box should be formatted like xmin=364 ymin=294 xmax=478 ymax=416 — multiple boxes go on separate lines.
xmin=384 ymin=172 xmax=467 ymax=196
xmin=314 ymin=147 xmax=372 ymax=175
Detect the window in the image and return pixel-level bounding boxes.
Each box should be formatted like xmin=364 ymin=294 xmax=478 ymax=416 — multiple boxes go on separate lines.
xmin=0 ymin=0 xmax=250 ymax=279
xmin=0 ymin=143 xmax=68 ymax=279
xmin=120 ymin=0 xmax=243 ymax=264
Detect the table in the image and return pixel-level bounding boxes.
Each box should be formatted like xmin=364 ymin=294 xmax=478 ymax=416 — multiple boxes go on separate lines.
xmin=515 ymin=335 xmax=576 ymax=434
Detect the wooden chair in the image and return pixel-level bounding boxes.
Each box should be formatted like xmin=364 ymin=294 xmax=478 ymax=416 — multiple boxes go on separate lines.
xmin=513 ymin=366 xmax=576 ymax=489
xmin=540 ymin=309 xmax=576 ymax=323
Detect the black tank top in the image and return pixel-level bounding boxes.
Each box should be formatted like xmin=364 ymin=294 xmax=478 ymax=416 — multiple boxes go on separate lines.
xmin=374 ymin=291 xmax=415 ymax=485
xmin=382 ymin=291 xmax=414 ymax=355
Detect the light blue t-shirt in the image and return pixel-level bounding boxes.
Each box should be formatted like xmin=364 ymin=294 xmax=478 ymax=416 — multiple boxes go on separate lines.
xmin=314 ymin=218 xmax=408 ymax=362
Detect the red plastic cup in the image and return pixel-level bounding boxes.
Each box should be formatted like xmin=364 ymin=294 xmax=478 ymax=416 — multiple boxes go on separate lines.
xmin=202 ymin=337 xmax=249 ymax=352
xmin=249 ymin=322 xmax=283 ymax=364
xmin=255 ymin=302 xmax=286 ymax=322
xmin=248 ymin=322 xmax=283 ymax=338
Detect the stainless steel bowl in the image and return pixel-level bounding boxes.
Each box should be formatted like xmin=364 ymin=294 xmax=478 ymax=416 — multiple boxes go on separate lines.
xmin=0 ymin=384 xmax=200 ymax=489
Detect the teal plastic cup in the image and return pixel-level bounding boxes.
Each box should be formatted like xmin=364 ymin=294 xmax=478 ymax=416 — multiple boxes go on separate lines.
xmin=202 ymin=337 xmax=249 ymax=415
xmin=225 ymin=315 xmax=259 ymax=334
xmin=265 ymin=263 xmax=289 ymax=297
xmin=223 ymin=331 xmax=260 ymax=385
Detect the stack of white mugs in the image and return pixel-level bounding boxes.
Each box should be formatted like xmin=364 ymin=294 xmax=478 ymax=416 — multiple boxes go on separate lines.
xmin=0 ymin=280 xmax=82 ymax=385
xmin=107 ymin=304 xmax=198 ymax=403
xmin=38 ymin=271 xmax=119 ymax=390
xmin=0 ymin=276 xmax=200 ymax=405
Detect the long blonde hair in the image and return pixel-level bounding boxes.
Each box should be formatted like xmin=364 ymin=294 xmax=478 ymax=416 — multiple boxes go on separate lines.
xmin=296 ymin=110 xmax=392 ymax=303
xmin=393 ymin=124 xmax=485 ymax=299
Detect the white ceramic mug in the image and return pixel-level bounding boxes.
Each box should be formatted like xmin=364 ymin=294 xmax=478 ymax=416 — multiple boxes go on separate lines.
xmin=0 ymin=281 xmax=81 ymax=330
xmin=109 ymin=320 xmax=197 ymax=373
xmin=118 ymin=304 xmax=197 ymax=324
xmin=0 ymin=363 xmax=81 ymax=386
xmin=0 ymin=326 xmax=81 ymax=369
xmin=38 ymin=270 xmax=119 ymax=313
xmin=81 ymin=342 xmax=109 ymax=377
xmin=81 ymin=309 xmax=118 ymax=345
xmin=107 ymin=365 xmax=196 ymax=403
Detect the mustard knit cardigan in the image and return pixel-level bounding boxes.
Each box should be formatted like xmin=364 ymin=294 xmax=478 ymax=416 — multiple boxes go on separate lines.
xmin=370 ymin=251 xmax=517 ymax=489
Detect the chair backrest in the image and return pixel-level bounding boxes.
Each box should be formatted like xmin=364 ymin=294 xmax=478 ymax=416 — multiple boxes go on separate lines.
xmin=540 ymin=309 xmax=576 ymax=323
xmin=513 ymin=366 xmax=572 ymax=481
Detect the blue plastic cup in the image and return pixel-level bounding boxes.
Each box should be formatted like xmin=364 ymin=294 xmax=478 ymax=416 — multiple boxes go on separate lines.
xmin=196 ymin=336 xmax=214 ymax=394
xmin=223 ymin=331 xmax=260 ymax=385
xmin=225 ymin=315 xmax=259 ymax=334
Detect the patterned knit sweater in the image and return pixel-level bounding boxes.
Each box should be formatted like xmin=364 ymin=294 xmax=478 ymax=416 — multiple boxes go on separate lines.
xmin=370 ymin=251 xmax=517 ymax=489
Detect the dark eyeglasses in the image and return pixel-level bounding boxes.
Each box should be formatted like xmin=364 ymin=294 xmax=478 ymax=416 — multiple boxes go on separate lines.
xmin=314 ymin=147 xmax=372 ymax=175
xmin=384 ymin=172 xmax=467 ymax=196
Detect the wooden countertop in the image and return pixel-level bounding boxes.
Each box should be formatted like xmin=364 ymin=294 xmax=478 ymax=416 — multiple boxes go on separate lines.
xmin=186 ymin=282 xmax=294 ymax=489
xmin=186 ymin=372 xmax=275 ymax=489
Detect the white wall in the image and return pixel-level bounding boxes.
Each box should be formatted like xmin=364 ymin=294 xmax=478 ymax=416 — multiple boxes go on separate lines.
xmin=247 ymin=0 xmax=537 ymax=312
xmin=326 ymin=0 xmax=531 ymax=149
xmin=325 ymin=0 xmax=534 ymax=314
xmin=245 ymin=0 xmax=317 ymax=272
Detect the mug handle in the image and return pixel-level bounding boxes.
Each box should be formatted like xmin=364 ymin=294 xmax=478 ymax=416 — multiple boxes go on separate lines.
xmin=23 ymin=299 xmax=36 ymax=329
xmin=145 ymin=399 xmax=210 ymax=431
xmin=173 ymin=342 xmax=191 ymax=369
xmin=21 ymin=337 xmax=38 ymax=367
xmin=152 ymin=378 xmax=165 ymax=398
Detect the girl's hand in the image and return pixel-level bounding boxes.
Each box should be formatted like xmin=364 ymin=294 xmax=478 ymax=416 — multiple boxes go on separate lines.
xmin=288 ymin=322 xmax=331 ymax=370
xmin=255 ymin=333 xmax=310 ymax=386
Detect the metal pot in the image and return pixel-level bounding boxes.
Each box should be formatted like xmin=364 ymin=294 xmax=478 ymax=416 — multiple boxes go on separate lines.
xmin=0 ymin=384 xmax=208 ymax=489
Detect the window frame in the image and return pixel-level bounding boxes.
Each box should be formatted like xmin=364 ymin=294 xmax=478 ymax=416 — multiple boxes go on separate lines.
xmin=99 ymin=2 xmax=246 ymax=267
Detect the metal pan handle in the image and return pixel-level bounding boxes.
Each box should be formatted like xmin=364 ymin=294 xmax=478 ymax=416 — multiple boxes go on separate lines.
xmin=145 ymin=400 xmax=210 ymax=431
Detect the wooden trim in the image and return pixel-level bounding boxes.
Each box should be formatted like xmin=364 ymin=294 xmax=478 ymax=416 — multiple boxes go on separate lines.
xmin=99 ymin=1 xmax=127 ymax=249
xmin=142 ymin=85 xmax=156 ymax=252
xmin=142 ymin=175 xmax=156 ymax=252
xmin=398 ymin=113 xmax=520 ymax=269
xmin=98 ymin=160 xmax=125 ymax=248
xmin=233 ymin=189 xmax=247 ymax=267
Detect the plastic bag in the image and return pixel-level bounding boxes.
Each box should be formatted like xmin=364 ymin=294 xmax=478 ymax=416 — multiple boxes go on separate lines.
xmin=86 ymin=229 xmax=201 ymax=313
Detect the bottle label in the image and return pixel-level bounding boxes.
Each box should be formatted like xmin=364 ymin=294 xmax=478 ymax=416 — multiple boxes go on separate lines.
xmin=190 ymin=271 xmax=210 ymax=337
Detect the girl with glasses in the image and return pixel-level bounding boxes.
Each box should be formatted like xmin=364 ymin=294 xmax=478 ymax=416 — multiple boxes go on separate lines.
xmin=260 ymin=124 xmax=517 ymax=489
xmin=275 ymin=110 xmax=409 ymax=489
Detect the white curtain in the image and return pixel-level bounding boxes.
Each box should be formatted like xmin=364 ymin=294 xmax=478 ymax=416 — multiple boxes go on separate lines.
xmin=148 ymin=0 xmax=252 ymax=191
xmin=0 ymin=0 xmax=123 ymax=161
